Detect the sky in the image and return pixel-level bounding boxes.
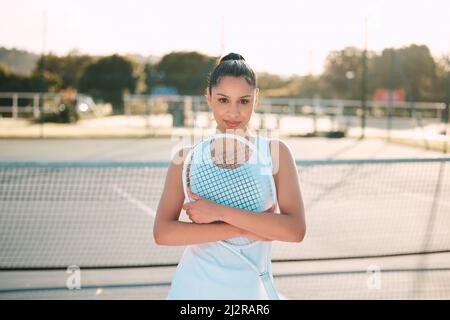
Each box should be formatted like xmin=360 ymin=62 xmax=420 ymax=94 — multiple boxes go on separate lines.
xmin=1 ymin=0 xmax=449 ymax=77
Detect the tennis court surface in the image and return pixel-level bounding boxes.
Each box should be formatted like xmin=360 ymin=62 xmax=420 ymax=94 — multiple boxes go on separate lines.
xmin=0 ymin=137 xmax=449 ymax=299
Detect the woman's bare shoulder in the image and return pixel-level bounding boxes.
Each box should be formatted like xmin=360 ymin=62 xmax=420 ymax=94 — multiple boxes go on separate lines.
xmin=268 ymin=138 xmax=295 ymax=175
xmin=268 ymin=138 xmax=292 ymax=153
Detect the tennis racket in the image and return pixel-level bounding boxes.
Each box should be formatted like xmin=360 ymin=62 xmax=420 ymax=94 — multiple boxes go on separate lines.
xmin=181 ymin=132 xmax=280 ymax=300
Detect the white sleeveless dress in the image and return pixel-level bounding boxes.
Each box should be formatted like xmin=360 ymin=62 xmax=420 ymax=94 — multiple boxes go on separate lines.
xmin=166 ymin=135 xmax=281 ymax=300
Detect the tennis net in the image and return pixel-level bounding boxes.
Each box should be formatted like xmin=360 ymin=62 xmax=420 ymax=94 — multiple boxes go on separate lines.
xmin=0 ymin=158 xmax=449 ymax=270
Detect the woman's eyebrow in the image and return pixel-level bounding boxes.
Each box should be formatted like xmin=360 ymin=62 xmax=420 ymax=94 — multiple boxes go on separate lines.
xmin=216 ymin=93 xmax=251 ymax=98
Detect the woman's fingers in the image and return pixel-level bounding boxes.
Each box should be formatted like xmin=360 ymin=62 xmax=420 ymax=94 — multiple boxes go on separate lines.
xmin=185 ymin=208 xmax=193 ymax=220
xmin=187 ymin=188 xmax=201 ymax=200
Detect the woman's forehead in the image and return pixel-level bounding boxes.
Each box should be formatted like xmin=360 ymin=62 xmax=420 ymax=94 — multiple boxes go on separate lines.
xmin=211 ymin=76 xmax=255 ymax=96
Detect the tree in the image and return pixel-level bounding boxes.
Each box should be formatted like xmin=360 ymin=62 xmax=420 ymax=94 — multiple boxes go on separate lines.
xmin=322 ymin=46 xmax=367 ymax=99
xmin=435 ymin=54 xmax=450 ymax=103
xmin=34 ymin=53 xmax=93 ymax=89
xmin=30 ymin=70 xmax=62 ymax=92
xmin=79 ymin=55 xmax=137 ymax=114
xmin=144 ymin=63 xmax=158 ymax=94
xmin=154 ymin=51 xmax=217 ymax=95
xmin=261 ymin=75 xmax=328 ymax=98
xmin=370 ymin=45 xmax=439 ymax=102
xmin=395 ymin=45 xmax=438 ymax=101
xmin=0 ymin=64 xmax=30 ymax=91
xmin=257 ymin=72 xmax=289 ymax=91
xmin=0 ymin=63 xmax=61 ymax=92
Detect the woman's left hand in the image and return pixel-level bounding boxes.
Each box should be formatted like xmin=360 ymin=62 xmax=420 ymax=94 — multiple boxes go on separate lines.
xmin=182 ymin=189 xmax=222 ymax=224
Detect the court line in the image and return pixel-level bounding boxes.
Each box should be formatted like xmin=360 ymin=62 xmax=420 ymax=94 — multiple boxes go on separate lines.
xmin=1 ymin=267 xmax=449 ymax=294
xmin=0 ymin=281 xmax=171 ymax=294
xmin=111 ymin=184 xmax=156 ymax=217
xmin=274 ymin=267 xmax=450 ymax=278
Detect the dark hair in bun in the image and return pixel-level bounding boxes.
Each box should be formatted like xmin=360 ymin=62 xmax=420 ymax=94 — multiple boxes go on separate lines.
xmin=208 ymin=52 xmax=256 ymax=93
xmin=219 ymin=52 xmax=245 ymax=63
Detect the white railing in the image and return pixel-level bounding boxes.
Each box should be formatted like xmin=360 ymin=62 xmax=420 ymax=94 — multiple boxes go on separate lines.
xmin=0 ymin=92 xmax=110 ymax=119
xmin=0 ymin=92 xmax=53 ymax=118
xmin=124 ymin=94 xmax=446 ymax=114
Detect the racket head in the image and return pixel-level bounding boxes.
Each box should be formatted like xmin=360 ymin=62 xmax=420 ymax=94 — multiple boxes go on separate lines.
xmin=181 ymin=133 xmax=277 ymax=247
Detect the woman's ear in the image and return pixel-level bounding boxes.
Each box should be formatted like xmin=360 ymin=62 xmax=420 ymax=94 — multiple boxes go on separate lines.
xmin=254 ymin=87 xmax=260 ymax=106
xmin=205 ymin=88 xmax=212 ymax=108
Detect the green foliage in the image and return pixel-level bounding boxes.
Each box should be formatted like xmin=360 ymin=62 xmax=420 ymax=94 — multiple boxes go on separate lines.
xmin=144 ymin=63 xmax=157 ymax=93
xmin=0 ymin=63 xmax=61 ymax=92
xmin=257 ymin=72 xmax=289 ymax=91
xmin=79 ymin=55 xmax=137 ymax=114
xmin=322 ymin=46 xmax=366 ymax=99
xmin=261 ymin=74 xmax=329 ymax=98
xmin=0 ymin=64 xmax=32 ymax=91
xmin=322 ymin=44 xmax=443 ymax=102
xmin=34 ymin=53 xmax=93 ymax=89
xmin=153 ymin=51 xmax=217 ymax=95
xmin=434 ymin=55 xmax=450 ymax=102
xmin=371 ymin=45 xmax=438 ymax=101
xmin=30 ymin=70 xmax=62 ymax=92
xmin=0 ymin=46 xmax=448 ymax=104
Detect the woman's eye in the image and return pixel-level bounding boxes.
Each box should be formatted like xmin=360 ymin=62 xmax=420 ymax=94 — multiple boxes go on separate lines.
xmin=240 ymin=99 xmax=249 ymax=104
xmin=218 ymin=98 xmax=228 ymax=103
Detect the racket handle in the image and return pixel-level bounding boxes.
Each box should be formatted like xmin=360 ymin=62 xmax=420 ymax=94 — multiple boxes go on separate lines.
xmin=259 ymin=271 xmax=280 ymax=300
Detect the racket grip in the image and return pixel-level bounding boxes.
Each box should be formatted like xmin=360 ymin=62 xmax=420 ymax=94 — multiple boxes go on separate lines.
xmin=259 ymin=272 xmax=280 ymax=300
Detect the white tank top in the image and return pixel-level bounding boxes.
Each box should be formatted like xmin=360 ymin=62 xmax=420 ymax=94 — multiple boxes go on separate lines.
xmin=166 ymin=135 xmax=280 ymax=300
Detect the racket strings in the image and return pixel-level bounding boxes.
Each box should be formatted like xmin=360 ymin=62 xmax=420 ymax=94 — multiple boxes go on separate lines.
xmin=186 ymin=136 xmax=274 ymax=247
xmin=189 ymin=165 xmax=262 ymax=247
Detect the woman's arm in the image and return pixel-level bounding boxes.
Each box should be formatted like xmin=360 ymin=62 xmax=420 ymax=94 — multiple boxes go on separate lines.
xmin=153 ymin=147 xmax=264 ymax=246
xmin=184 ymin=140 xmax=306 ymax=243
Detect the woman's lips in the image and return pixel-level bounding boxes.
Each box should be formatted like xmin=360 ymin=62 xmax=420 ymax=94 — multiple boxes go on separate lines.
xmin=224 ymin=120 xmax=241 ymax=128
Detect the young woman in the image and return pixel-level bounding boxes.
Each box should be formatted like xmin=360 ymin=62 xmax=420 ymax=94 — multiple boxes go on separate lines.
xmin=153 ymin=53 xmax=306 ymax=300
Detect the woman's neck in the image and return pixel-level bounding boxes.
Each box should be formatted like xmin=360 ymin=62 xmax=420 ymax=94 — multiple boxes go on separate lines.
xmin=215 ymin=127 xmax=256 ymax=143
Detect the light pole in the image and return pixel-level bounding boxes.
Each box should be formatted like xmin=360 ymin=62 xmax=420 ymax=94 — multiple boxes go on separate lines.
xmin=220 ymin=16 xmax=225 ymax=58
xmin=360 ymin=17 xmax=368 ymax=140
xmin=39 ymin=10 xmax=47 ymax=139
xmin=444 ymin=52 xmax=450 ymax=154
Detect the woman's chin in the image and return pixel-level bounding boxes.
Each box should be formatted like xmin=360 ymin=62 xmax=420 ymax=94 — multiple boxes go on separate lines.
xmin=220 ymin=126 xmax=246 ymax=133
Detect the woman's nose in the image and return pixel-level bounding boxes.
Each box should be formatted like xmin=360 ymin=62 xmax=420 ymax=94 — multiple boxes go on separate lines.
xmin=227 ymin=104 xmax=240 ymax=118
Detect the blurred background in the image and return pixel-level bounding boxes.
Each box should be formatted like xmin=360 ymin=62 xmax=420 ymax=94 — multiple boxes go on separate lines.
xmin=0 ymin=0 xmax=449 ymax=300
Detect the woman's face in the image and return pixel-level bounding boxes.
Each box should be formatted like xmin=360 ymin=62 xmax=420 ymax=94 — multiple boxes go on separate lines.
xmin=206 ymin=76 xmax=258 ymax=133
